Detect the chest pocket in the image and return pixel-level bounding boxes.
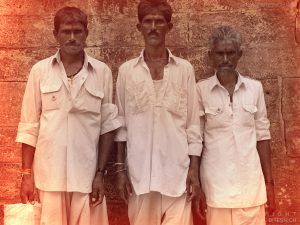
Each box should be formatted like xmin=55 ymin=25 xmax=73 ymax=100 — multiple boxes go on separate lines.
xmin=240 ymin=104 xmax=257 ymax=127
xmin=126 ymin=80 xmax=152 ymax=114
xmin=204 ymin=105 xmax=231 ymax=129
xmin=40 ymin=83 xmax=63 ymax=111
xmin=164 ymin=82 xmax=187 ymax=116
xmin=81 ymin=82 xmax=104 ymax=114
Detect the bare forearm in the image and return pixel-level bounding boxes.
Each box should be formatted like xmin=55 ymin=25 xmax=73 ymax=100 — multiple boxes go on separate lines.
xmin=22 ymin=143 xmax=35 ymax=170
xmin=116 ymin=142 xmax=126 ymax=163
xmin=257 ymin=140 xmax=273 ymax=182
xmin=189 ymin=155 xmax=200 ymax=172
xmin=97 ymin=130 xmax=116 ymax=171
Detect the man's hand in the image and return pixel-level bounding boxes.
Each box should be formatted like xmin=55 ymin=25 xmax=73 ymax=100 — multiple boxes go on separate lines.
xmin=266 ymin=182 xmax=276 ymax=214
xmin=117 ymin=171 xmax=132 ymax=204
xmin=20 ymin=174 xmax=35 ymax=204
xmin=90 ymin=173 xmax=105 ymax=207
xmin=186 ymin=167 xmax=207 ymax=220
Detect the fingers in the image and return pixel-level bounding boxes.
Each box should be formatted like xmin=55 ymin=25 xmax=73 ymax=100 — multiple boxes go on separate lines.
xmin=186 ymin=180 xmax=192 ymax=202
xmin=20 ymin=191 xmax=28 ymax=204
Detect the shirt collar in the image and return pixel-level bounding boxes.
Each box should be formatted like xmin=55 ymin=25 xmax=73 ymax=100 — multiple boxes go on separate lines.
xmin=51 ymin=50 xmax=95 ymax=70
xmin=133 ymin=48 xmax=179 ymax=66
xmin=210 ymin=72 xmax=246 ymax=91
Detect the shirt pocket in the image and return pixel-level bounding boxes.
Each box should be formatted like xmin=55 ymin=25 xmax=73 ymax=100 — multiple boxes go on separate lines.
xmin=126 ymin=80 xmax=151 ymax=114
xmin=241 ymin=104 xmax=257 ymax=127
xmin=83 ymin=83 xmax=104 ymax=113
xmin=40 ymin=83 xmax=63 ymax=111
xmin=164 ymin=82 xmax=187 ymax=116
xmin=204 ymin=106 xmax=229 ymax=129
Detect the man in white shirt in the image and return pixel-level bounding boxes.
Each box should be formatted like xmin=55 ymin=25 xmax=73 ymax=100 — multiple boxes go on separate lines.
xmin=16 ymin=6 xmax=120 ymax=225
xmin=197 ymin=26 xmax=276 ymax=225
xmin=114 ymin=0 xmax=203 ymax=224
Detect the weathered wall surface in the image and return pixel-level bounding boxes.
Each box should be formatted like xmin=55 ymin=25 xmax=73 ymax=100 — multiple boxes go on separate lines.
xmin=0 ymin=0 xmax=299 ymax=224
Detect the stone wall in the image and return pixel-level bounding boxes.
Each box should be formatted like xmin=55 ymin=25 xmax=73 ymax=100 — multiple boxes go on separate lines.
xmin=0 ymin=0 xmax=299 ymax=224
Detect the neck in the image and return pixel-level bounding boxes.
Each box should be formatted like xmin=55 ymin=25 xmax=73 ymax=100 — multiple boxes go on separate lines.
xmin=60 ymin=50 xmax=84 ymax=65
xmin=216 ymin=70 xmax=238 ymax=86
xmin=144 ymin=44 xmax=168 ymax=60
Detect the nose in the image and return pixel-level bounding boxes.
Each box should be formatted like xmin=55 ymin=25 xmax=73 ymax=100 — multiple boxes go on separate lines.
xmin=151 ymin=21 xmax=156 ymax=30
xmin=223 ymin=53 xmax=228 ymax=63
xmin=70 ymin=32 xmax=75 ymax=40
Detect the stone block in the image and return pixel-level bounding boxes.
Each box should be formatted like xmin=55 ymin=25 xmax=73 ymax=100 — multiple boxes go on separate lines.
xmin=188 ymin=9 xmax=295 ymax=48
xmin=285 ymin=121 xmax=300 ymax=156
xmin=0 ymin=0 xmax=89 ymax=16
xmin=282 ymin=78 xmax=300 ymax=118
xmin=0 ymin=48 xmax=57 ymax=82
xmin=0 ymin=127 xmax=21 ymax=163
xmin=0 ymin=82 xmax=25 ymax=127
xmin=190 ymin=0 xmax=294 ymax=12
xmin=0 ymin=163 xmax=21 ymax=203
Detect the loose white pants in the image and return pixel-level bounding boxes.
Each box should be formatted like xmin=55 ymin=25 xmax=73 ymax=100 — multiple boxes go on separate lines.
xmin=39 ymin=190 xmax=109 ymax=225
xmin=206 ymin=205 xmax=265 ymax=225
xmin=128 ymin=191 xmax=193 ymax=225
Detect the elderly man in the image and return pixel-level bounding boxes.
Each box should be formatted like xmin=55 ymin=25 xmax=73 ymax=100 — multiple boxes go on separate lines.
xmin=197 ymin=26 xmax=275 ymax=225
xmin=114 ymin=0 xmax=203 ymax=224
xmin=16 ymin=6 xmax=120 ymax=225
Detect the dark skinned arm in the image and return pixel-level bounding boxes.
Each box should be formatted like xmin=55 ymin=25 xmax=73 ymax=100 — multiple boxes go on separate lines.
xmin=257 ymin=139 xmax=276 ymax=214
xmin=90 ymin=130 xmax=116 ymax=206
xmin=20 ymin=143 xmax=35 ymax=204
xmin=116 ymin=141 xmax=132 ymax=204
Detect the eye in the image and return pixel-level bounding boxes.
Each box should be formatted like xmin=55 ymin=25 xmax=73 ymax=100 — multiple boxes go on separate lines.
xmin=227 ymin=51 xmax=236 ymax=56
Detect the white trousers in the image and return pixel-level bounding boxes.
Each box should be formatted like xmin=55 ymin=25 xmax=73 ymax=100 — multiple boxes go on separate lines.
xmin=206 ymin=205 xmax=265 ymax=225
xmin=39 ymin=190 xmax=109 ymax=225
xmin=128 ymin=191 xmax=193 ymax=225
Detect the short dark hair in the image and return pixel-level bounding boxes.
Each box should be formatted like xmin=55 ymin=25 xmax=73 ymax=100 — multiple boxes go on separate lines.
xmin=209 ymin=26 xmax=242 ymax=51
xmin=137 ymin=0 xmax=173 ymax=22
xmin=54 ymin=6 xmax=88 ymax=31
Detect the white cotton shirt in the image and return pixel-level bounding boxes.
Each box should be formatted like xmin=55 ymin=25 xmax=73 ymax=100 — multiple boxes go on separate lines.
xmin=115 ymin=50 xmax=202 ymax=197
xmin=197 ymin=74 xmax=270 ymax=208
xmin=16 ymin=51 xmax=121 ymax=193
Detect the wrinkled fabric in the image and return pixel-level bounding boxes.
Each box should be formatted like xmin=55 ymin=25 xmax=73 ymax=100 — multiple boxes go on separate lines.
xmin=197 ymin=74 xmax=270 ymax=208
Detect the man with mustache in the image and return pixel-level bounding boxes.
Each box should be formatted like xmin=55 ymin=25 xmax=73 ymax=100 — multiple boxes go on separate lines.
xmin=196 ymin=26 xmax=275 ymax=225
xmin=114 ymin=0 xmax=204 ymax=224
xmin=16 ymin=6 xmax=120 ymax=225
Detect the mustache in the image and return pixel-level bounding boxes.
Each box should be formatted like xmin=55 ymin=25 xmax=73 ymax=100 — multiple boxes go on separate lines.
xmin=148 ymin=31 xmax=159 ymax=36
xmin=65 ymin=40 xmax=79 ymax=46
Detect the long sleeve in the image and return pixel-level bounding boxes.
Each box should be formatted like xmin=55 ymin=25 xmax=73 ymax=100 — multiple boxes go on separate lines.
xmin=186 ymin=66 xmax=203 ymax=156
xmin=100 ymin=66 xmax=121 ymax=135
xmin=114 ymin=65 xmax=127 ymax=142
xmin=16 ymin=65 xmax=42 ymax=147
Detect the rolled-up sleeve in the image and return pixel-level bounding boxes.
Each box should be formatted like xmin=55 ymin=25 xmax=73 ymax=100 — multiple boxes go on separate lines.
xmin=16 ymin=66 xmax=42 ymax=147
xmin=186 ymin=66 xmax=203 ymax=156
xmin=255 ymin=82 xmax=271 ymax=141
xmin=100 ymin=67 xmax=121 ymax=135
xmin=114 ymin=65 xmax=127 ymax=142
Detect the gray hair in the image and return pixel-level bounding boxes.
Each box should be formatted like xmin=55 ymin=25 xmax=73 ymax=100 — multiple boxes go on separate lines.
xmin=209 ymin=26 xmax=242 ymax=51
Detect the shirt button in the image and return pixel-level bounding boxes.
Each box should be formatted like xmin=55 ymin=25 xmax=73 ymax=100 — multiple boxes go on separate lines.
xmin=52 ymin=95 xmax=56 ymax=101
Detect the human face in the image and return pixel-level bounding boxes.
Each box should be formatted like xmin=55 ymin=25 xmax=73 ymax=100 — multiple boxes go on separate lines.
xmin=209 ymin=39 xmax=242 ymax=74
xmin=53 ymin=22 xmax=88 ymax=56
xmin=137 ymin=12 xmax=173 ymax=47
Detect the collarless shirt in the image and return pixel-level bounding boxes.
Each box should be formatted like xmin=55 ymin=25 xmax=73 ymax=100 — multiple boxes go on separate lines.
xmin=115 ymin=50 xmax=202 ymax=197
xmin=197 ymin=74 xmax=271 ymax=208
xmin=16 ymin=51 xmax=121 ymax=193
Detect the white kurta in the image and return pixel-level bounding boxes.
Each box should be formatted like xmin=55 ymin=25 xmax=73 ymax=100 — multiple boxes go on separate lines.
xmin=197 ymin=74 xmax=271 ymax=208
xmin=16 ymin=51 xmax=121 ymax=193
xmin=115 ymin=49 xmax=202 ymax=197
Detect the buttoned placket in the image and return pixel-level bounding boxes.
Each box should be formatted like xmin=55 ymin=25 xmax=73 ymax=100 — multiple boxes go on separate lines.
xmin=141 ymin=59 xmax=171 ymax=190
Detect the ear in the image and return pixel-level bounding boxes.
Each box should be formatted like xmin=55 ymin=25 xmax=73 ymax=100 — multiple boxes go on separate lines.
xmin=136 ymin=23 xmax=142 ymax=32
xmin=167 ymin=22 xmax=173 ymax=31
xmin=208 ymin=50 xmax=212 ymax=59
xmin=53 ymin=29 xmax=58 ymax=40
xmin=237 ymin=50 xmax=243 ymax=59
